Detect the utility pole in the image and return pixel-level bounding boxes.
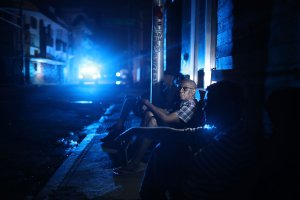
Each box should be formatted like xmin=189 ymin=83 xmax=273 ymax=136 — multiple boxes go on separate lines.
xmin=150 ymin=0 xmax=164 ymax=103
xmin=19 ymin=0 xmax=26 ymax=84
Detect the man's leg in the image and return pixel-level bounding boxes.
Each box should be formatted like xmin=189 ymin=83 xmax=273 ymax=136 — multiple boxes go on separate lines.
xmin=140 ymin=142 xmax=185 ymax=200
xmin=114 ymin=111 xmax=157 ymax=173
xmin=102 ymin=96 xmax=136 ymax=143
xmin=141 ymin=110 xmax=158 ymax=127
xmin=128 ymin=111 xmax=157 ymax=164
xmin=113 ymin=96 xmax=137 ymax=130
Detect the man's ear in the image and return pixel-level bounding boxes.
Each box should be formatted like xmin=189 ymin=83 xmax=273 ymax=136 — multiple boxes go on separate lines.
xmin=192 ymin=89 xmax=196 ymax=95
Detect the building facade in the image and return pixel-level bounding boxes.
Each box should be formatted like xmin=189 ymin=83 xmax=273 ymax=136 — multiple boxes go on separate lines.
xmin=0 ymin=2 xmax=70 ymax=85
xmin=24 ymin=9 xmax=69 ymax=85
xmin=162 ymin=0 xmax=300 ymax=135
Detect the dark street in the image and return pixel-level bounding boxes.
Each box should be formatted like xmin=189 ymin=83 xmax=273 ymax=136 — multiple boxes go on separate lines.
xmin=0 ymin=84 xmax=131 ymax=199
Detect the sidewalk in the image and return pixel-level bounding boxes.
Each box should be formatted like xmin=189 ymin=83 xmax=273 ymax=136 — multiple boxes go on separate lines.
xmin=37 ymin=104 xmax=143 ymax=200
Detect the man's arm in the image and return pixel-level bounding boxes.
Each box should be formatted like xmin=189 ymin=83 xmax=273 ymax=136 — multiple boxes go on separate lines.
xmin=143 ymin=99 xmax=180 ymax=123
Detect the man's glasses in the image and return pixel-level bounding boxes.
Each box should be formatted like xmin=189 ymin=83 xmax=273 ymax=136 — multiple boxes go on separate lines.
xmin=180 ymin=86 xmax=195 ymax=92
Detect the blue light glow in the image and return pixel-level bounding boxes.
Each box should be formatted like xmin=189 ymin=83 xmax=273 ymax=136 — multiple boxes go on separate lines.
xmin=92 ymin=74 xmax=98 ymax=79
xmin=70 ymin=101 xmax=93 ymax=104
xmin=204 ymin=67 xmax=211 ymax=88
xmin=203 ymin=124 xmax=216 ymax=130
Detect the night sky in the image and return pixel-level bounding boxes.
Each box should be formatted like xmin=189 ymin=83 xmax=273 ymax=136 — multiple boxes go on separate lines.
xmin=50 ymin=0 xmax=153 ymax=70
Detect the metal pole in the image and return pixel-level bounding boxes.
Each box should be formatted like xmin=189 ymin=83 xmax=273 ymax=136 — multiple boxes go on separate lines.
xmin=190 ymin=0 xmax=198 ymax=85
xmin=150 ymin=0 xmax=164 ymax=103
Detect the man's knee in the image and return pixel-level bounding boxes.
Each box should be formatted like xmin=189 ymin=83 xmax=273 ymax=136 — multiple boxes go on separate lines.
xmin=144 ymin=111 xmax=154 ymax=118
xmin=142 ymin=111 xmax=155 ymax=126
xmin=143 ymin=111 xmax=158 ymax=127
xmin=148 ymin=117 xmax=158 ymax=127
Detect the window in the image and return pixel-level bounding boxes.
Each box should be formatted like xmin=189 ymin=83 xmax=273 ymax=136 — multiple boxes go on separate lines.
xmin=56 ymin=39 xmax=62 ymax=51
xmin=30 ymin=34 xmax=39 ymax=47
xmin=30 ymin=16 xmax=37 ymax=29
xmin=46 ymin=24 xmax=52 ymax=37
xmin=57 ymin=29 xmax=63 ymax=40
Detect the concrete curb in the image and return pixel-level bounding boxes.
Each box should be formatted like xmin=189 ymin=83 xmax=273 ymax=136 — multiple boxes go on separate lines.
xmin=36 ymin=133 xmax=97 ymax=199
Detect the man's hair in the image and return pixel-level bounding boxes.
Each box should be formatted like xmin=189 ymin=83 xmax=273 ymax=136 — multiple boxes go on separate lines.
xmin=163 ymin=70 xmax=175 ymax=76
xmin=181 ymin=79 xmax=197 ymax=89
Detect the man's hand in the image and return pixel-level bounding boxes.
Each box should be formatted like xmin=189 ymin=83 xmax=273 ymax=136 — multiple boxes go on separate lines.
xmin=141 ymin=99 xmax=150 ymax=112
xmin=142 ymin=99 xmax=150 ymax=106
xmin=141 ymin=98 xmax=180 ymax=123
xmin=141 ymin=105 xmax=148 ymax=112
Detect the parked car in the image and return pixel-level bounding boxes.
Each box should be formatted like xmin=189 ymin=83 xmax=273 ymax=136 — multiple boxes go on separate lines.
xmin=78 ymin=66 xmax=100 ymax=84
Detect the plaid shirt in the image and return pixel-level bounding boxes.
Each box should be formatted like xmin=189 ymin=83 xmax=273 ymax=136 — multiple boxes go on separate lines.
xmin=176 ymin=99 xmax=196 ymax=123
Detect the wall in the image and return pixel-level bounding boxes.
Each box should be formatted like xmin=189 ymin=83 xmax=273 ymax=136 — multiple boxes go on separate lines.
xmin=216 ymin=0 xmax=300 ymax=137
xmin=181 ymin=0 xmax=206 ymax=85
xmin=165 ymin=0 xmax=182 ymax=75
xmin=266 ymin=0 xmax=300 ymax=91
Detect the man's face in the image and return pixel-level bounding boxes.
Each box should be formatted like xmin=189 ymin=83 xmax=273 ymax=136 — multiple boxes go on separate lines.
xmin=179 ymin=82 xmax=195 ymax=100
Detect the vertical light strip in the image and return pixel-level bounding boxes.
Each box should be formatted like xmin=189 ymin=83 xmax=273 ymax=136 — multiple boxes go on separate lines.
xmin=204 ymin=0 xmax=212 ymax=88
xmin=204 ymin=0 xmax=217 ymax=88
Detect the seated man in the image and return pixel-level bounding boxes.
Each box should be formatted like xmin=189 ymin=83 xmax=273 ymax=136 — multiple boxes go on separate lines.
xmin=101 ymin=70 xmax=180 ymax=144
xmin=142 ymin=79 xmax=197 ymax=128
xmin=116 ymin=81 xmax=257 ymax=199
xmin=113 ymin=79 xmax=198 ymax=174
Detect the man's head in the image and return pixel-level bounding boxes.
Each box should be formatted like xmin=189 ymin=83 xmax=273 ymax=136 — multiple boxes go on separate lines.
xmin=179 ymin=79 xmax=197 ymax=101
xmin=162 ymin=71 xmax=175 ymax=87
xmin=204 ymin=81 xmax=244 ymax=128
